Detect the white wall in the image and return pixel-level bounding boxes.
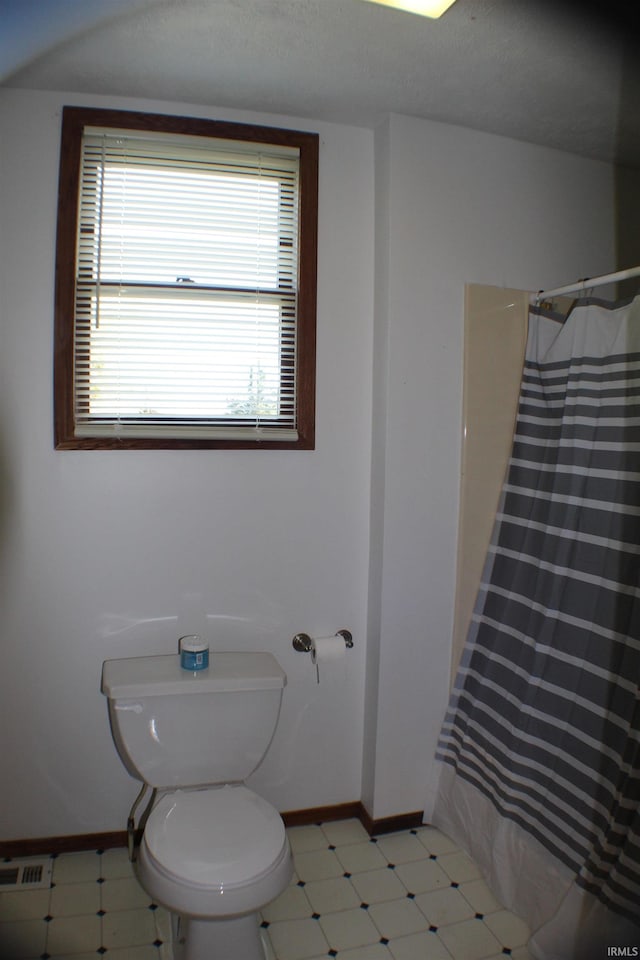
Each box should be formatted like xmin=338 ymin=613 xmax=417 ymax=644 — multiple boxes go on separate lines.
xmin=0 ymin=89 xmax=618 ymax=841
xmin=0 ymin=88 xmax=374 ymax=840
xmin=363 ymin=113 xmax=615 ymax=819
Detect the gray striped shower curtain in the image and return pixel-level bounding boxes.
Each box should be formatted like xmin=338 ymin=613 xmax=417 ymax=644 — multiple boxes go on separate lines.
xmin=425 ymin=296 xmax=640 ymax=958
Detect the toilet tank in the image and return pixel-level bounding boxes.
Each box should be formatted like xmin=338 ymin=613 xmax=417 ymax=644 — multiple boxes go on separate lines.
xmin=101 ymin=652 xmax=286 ymax=789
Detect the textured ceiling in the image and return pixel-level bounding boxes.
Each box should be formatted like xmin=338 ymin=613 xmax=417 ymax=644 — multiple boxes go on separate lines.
xmin=2 ymin=0 xmax=639 ymax=167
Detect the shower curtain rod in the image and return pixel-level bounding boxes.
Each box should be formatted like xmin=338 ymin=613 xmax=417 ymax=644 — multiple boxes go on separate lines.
xmin=537 ymin=265 xmax=640 ymax=301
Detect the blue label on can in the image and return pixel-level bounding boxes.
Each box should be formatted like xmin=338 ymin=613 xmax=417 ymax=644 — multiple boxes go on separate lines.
xmin=181 ymin=649 xmax=209 ymax=671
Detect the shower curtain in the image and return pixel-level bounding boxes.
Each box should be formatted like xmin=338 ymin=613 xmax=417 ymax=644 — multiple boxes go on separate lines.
xmin=424 ymin=295 xmax=640 ymax=959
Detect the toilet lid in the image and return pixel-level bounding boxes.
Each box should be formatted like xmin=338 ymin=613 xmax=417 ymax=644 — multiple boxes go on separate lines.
xmin=144 ymin=785 xmax=287 ymax=888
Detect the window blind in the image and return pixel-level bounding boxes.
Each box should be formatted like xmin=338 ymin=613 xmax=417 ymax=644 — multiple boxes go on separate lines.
xmin=74 ymin=128 xmax=300 ymax=440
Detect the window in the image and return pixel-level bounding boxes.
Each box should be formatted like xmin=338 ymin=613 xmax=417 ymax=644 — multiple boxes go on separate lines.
xmin=54 ymin=107 xmax=318 ymax=449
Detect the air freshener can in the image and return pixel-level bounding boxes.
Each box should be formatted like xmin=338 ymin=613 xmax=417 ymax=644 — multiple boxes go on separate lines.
xmin=179 ymin=635 xmax=209 ymax=671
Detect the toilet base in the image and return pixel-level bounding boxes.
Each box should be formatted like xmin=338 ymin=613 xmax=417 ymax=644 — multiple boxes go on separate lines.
xmin=172 ymin=910 xmax=269 ymax=960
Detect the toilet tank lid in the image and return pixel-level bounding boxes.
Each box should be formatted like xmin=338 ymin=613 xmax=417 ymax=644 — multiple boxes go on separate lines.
xmin=101 ymin=652 xmax=286 ymax=699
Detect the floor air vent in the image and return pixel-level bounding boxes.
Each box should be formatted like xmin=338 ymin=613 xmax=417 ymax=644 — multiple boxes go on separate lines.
xmin=0 ymin=858 xmax=52 ymax=890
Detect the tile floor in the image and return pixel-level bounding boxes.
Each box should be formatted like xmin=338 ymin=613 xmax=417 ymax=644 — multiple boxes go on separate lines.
xmin=0 ymin=819 xmax=532 ymax=960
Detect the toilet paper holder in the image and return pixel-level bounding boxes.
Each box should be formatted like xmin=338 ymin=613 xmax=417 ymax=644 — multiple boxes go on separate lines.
xmin=292 ymin=629 xmax=353 ymax=652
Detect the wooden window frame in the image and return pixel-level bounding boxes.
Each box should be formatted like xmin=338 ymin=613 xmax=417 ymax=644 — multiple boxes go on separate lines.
xmin=54 ymin=106 xmax=318 ymax=450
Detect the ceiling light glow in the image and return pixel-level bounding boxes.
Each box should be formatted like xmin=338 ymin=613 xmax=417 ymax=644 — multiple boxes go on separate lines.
xmin=362 ymin=0 xmax=457 ymax=17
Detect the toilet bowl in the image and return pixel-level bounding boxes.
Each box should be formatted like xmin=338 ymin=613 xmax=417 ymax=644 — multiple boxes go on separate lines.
xmin=101 ymin=651 xmax=293 ymax=960
xmin=136 ymin=785 xmax=292 ymax=958
xmin=138 ymin=784 xmax=292 ymax=917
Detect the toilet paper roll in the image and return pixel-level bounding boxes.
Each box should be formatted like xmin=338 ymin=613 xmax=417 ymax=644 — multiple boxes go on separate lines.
xmin=310 ymin=635 xmax=347 ymax=683
xmin=310 ymin=635 xmax=346 ymax=664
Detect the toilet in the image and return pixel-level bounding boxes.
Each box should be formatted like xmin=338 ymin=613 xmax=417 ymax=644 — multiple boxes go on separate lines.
xmin=101 ymin=651 xmax=293 ymax=960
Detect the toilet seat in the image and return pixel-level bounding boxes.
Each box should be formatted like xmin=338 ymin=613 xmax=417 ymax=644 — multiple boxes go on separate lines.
xmin=143 ymin=784 xmax=288 ymax=889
